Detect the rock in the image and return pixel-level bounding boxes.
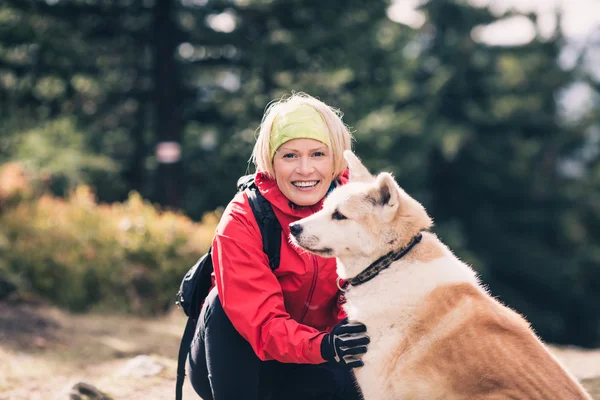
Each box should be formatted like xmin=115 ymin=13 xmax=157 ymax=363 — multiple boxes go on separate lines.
xmin=0 ymin=275 xmax=17 ymax=300
xmin=68 ymin=382 xmax=113 ymax=400
xmin=117 ymin=355 xmax=164 ymax=378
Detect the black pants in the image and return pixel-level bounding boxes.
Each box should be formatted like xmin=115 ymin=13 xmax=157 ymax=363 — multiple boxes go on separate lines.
xmin=187 ymin=288 xmax=363 ymax=400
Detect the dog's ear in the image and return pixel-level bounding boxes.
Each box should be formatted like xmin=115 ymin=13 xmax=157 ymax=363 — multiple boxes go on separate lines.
xmin=375 ymin=172 xmax=400 ymax=222
xmin=344 ymin=150 xmax=372 ymax=182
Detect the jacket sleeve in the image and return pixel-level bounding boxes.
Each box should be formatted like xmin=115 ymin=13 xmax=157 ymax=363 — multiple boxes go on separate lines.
xmin=211 ymin=192 xmax=327 ymax=364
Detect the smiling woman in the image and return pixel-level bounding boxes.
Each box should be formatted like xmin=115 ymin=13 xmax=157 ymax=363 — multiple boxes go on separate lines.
xmin=185 ymin=92 xmax=369 ymax=400
xmin=272 ymin=140 xmax=334 ymax=206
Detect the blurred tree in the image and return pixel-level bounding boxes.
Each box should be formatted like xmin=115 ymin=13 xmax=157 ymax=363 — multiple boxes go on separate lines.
xmin=174 ymin=0 xmax=405 ymax=218
xmin=411 ymin=0 xmax=599 ymax=346
xmin=1 ymin=0 xmax=402 ymax=214
xmin=9 ymin=118 xmax=119 ymax=195
xmin=570 ymin=28 xmax=600 ymax=346
xmin=0 ymin=0 xmax=149 ymax=201
xmin=152 ymin=0 xmax=184 ymax=207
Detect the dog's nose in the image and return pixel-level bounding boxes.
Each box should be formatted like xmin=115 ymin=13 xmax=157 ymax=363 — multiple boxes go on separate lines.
xmin=289 ymin=223 xmax=303 ymax=236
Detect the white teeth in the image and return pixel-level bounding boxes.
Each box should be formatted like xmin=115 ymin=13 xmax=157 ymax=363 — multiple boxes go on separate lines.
xmin=293 ymin=181 xmax=318 ymax=188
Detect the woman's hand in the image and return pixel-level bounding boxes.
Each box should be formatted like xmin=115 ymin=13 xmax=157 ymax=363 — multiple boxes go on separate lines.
xmin=320 ymin=319 xmax=370 ymax=368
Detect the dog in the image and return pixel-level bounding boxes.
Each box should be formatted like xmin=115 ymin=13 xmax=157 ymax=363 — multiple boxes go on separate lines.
xmin=290 ymin=150 xmax=592 ymax=400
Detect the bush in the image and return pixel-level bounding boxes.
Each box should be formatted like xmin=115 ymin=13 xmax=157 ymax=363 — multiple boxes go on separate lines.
xmin=0 ymin=163 xmax=218 ymax=314
xmin=0 ymin=162 xmax=33 ymax=209
xmin=6 ymin=118 xmax=124 ymax=199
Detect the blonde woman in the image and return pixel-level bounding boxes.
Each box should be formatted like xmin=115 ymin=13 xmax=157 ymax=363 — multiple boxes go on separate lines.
xmin=187 ymin=93 xmax=368 ymax=399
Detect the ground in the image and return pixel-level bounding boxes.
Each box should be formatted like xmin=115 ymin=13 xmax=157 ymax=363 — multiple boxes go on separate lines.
xmin=0 ymin=300 xmax=599 ymax=400
xmin=0 ymin=300 xmax=197 ymax=400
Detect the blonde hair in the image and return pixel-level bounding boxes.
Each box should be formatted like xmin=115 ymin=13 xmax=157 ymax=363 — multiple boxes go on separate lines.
xmin=251 ymin=92 xmax=353 ymax=179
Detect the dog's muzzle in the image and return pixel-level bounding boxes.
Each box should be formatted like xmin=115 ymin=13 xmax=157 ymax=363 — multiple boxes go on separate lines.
xmin=289 ymin=223 xmax=303 ymax=237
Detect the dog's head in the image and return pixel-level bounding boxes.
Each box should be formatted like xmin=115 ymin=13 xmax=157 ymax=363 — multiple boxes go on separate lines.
xmin=289 ymin=150 xmax=433 ymax=278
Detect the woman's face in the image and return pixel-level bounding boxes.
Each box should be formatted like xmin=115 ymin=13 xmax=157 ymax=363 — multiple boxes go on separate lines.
xmin=272 ymin=138 xmax=335 ymax=206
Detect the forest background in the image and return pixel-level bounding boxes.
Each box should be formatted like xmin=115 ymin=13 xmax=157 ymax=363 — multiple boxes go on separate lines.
xmin=1 ymin=0 xmax=600 ymax=366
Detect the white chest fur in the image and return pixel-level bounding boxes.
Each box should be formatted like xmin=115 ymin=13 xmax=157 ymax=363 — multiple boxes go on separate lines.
xmin=342 ymin=253 xmax=480 ymax=400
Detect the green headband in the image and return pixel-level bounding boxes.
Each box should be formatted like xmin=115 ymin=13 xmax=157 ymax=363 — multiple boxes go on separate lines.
xmin=270 ymin=104 xmax=331 ymax=159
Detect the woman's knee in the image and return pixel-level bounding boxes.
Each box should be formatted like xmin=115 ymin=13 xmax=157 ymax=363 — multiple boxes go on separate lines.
xmin=186 ymin=349 xmax=212 ymax=400
xmin=188 ymin=288 xmax=267 ymax=399
xmin=186 ymin=289 xmax=220 ymax=399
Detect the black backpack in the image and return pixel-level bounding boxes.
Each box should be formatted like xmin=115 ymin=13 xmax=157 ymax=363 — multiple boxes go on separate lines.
xmin=175 ymin=174 xmax=282 ymax=400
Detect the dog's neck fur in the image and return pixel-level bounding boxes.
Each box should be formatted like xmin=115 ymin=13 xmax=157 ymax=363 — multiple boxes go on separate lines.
xmin=338 ymin=232 xmax=480 ymax=333
xmin=335 ymin=226 xmax=426 ymax=282
xmin=336 ymin=255 xmax=381 ymax=281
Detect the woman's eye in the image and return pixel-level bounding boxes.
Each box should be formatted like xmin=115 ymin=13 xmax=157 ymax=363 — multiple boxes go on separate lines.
xmin=312 ymin=151 xmax=326 ymax=157
xmin=332 ymin=210 xmax=347 ymax=221
xmin=282 ymin=153 xmax=297 ymax=159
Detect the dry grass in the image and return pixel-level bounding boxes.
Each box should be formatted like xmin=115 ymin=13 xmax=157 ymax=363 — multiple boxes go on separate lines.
xmin=584 ymin=377 xmax=600 ymax=399
xmin=0 ymin=301 xmax=196 ymax=400
xmin=0 ymin=300 xmax=599 ymax=400
xmin=550 ymin=345 xmax=600 ymax=399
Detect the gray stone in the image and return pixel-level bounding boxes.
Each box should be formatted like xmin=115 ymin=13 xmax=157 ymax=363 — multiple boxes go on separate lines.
xmin=117 ymin=354 xmax=164 ymax=377
xmin=68 ymin=382 xmax=113 ymax=400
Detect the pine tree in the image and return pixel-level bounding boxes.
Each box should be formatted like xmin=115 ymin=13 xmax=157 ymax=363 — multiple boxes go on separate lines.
xmin=0 ymin=0 xmax=153 ymax=200
xmin=176 ymin=0 xmax=400 ymax=218
xmin=1 ymin=0 xmax=402 ymax=215
xmin=413 ymin=0 xmax=599 ymax=346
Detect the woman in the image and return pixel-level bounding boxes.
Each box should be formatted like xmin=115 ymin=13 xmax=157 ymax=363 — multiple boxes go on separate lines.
xmin=187 ymin=93 xmax=369 ymax=400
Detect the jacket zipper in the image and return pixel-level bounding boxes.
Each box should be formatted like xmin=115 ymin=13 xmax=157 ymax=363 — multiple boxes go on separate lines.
xmin=299 ymin=256 xmax=319 ymax=323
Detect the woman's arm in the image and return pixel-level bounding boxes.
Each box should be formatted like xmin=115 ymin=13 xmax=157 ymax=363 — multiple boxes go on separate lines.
xmin=212 ymin=192 xmax=326 ymax=364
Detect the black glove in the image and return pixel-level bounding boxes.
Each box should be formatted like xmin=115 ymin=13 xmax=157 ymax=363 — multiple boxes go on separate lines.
xmin=320 ymin=319 xmax=370 ymax=368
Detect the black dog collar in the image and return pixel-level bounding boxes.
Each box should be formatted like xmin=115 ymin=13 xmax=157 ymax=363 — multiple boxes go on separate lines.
xmin=337 ymin=233 xmax=423 ymax=290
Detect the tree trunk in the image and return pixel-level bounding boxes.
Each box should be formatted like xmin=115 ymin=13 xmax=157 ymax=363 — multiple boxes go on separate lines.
xmin=152 ymin=0 xmax=183 ymax=208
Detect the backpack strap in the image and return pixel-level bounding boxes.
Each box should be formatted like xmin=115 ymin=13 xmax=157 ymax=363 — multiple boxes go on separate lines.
xmin=246 ymin=181 xmax=281 ymax=271
xmin=236 ymin=174 xmax=256 ymax=192
xmin=175 ymin=316 xmax=196 ymax=400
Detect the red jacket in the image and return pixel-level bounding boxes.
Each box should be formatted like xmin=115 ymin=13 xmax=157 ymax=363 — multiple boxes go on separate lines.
xmin=211 ymin=172 xmax=347 ymax=364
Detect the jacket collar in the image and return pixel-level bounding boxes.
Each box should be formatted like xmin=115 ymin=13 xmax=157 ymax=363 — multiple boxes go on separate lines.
xmin=254 ymin=170 xmax=349 ymax=219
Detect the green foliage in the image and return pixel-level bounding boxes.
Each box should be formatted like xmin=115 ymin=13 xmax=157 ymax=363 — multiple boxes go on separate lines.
xmin=0 ymin=173 xmax=217 ymax=314
xmin=411 ymin=0 xmax=600 ymax=346
xmin=6 ymin=118 xmax=122 ymax=196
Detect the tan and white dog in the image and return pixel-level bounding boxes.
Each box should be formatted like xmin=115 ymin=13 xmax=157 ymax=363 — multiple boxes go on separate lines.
xmin=290 ymin=151 xmax=592 ymax=400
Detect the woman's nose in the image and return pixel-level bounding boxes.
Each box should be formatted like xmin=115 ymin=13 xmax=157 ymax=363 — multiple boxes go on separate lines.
xmin=296 ymin=157 xmax=314 ymax=175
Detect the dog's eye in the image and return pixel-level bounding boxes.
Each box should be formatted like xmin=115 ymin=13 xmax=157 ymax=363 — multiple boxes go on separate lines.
xmin=332 ymin=210 xmax=347 ymax=221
